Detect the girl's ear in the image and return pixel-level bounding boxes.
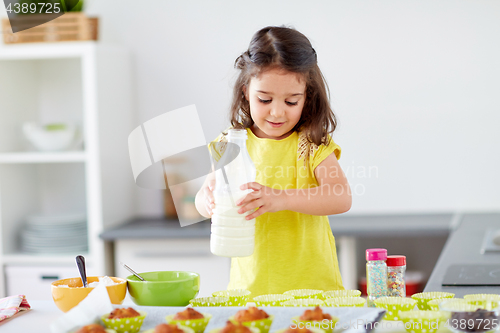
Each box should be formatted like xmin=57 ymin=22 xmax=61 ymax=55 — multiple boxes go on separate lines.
xmin=242 ymin=85 xmax=249 ymax=101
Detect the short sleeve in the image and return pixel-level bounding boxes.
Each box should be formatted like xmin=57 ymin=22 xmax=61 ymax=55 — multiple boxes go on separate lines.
xmin=310 ymin=135 xmax=341 ymax=171
xmin=207 ymin=130 xmax=228 ymax=162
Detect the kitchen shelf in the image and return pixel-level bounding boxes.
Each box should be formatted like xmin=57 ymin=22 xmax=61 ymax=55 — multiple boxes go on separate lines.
xmin=0 ymin=42 xmax=135 ymax=298
xmin=0 ymin=151 xmax=87 ymax=164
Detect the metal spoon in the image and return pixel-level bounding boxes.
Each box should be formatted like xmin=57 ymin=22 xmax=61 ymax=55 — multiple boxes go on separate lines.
xmin=119 ymin=262 xmax=145 ymax=281
xmin=75 ymin=255 xmax=88 ymax=288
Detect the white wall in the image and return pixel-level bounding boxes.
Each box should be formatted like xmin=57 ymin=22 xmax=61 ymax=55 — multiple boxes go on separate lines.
xmin=2 ymin=1 xmax=499 ymax=216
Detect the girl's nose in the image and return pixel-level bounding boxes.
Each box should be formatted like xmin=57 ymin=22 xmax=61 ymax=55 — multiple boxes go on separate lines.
xmin=270 ymin=105 xmax=285 ymax=118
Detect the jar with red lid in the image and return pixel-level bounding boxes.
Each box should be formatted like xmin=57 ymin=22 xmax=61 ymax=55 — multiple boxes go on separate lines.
xmin=387 ymin=255 xmax=406 ymax=297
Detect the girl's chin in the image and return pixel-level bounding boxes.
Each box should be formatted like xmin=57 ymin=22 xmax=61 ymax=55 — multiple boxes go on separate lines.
xmin=253 ymin=124 xmax=293 ymax=140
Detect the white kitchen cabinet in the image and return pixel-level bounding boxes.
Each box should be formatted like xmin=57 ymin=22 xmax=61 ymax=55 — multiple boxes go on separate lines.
xmin=114 ymin=239 xmax=231 ymax=297
xmin=0 ymin=42 xmax=135 ymax=297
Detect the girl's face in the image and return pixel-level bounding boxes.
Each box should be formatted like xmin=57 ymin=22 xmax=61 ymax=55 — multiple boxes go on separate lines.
xmin=244 ymin=67 xmax=306 ymax=140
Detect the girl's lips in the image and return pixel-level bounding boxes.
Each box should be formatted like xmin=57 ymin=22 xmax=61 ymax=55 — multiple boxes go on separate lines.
xmin=267 ymin=120 xmax=285 ymax=128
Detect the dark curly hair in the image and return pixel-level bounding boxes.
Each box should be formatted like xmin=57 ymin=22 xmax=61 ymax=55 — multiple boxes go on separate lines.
xmin=229 ymin=26 xmax=337 ymax=146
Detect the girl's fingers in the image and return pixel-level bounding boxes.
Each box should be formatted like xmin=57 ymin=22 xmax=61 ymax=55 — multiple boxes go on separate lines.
xmin=240 ymin=182 xmax=262 ymax=191
xmin=236 ymin=191 xmax=259 ymax=206
xmin=238 ymin=199 xmax=263 ymax=215
xmin=208 ymin=179 xmax=215 ymax=191
xmin=245 ymin=206 xmax=265 ymax=220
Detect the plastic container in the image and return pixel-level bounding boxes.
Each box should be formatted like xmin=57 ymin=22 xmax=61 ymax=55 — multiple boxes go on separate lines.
xmin=387 ymin=255 xmax=406 ymax=297
xmin=366 ymin=248 xmax=388 ymax=307
xmin=210 ymin=129 xmax=256 ymax=257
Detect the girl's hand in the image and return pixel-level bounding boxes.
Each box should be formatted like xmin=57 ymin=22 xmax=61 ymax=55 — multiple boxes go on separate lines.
xmin=203 ymin=178 xmax=216 ymax=216
xmin=236 ymin=182 xmax=286 ymax=220
xmin=195 ymin=171 xmax=216 ymax=218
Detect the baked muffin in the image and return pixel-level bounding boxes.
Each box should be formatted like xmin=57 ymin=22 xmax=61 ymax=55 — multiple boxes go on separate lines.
xmin=220 ymin=321 xmax=252 ymax=333
xmin=155 ymin=323 xmax=186 ymax=333
xmin=299 ymin=306 xmax=332 ymax=321
xmin=233 ymin=307 xmax=269 ymax=322
xmin=108 ymin=307 xmax=141 ymax=319
xmin=173 ymin=308 xmax=205 ymax=320
xmin=75 ymin=324 xmax=107 ymax=333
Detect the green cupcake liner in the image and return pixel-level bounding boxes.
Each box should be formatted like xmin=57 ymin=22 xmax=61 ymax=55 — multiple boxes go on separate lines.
xmin=283 ymin=289 xmax=324 ymax=300
xmin=144 ymin=325 xmax=194 ymax=333
xmin=291 ymin=315 xmax=339 ymax=333
xmin=324 ymin=297 xmax=366 ymax=307
xmin=411 ymin=292 xmax=455 ymax=310
xmin=439 ymin=299 xmax=477 ymax=312
xmin=229 ymin=315 xmax=274 ymax=333
xmin=464 ymin=294 xmax=500 ymax=309
xmin=101 ymin=311 xmax=147 ymax=333
xmin=373 ymin=297 xmax=417 ymax=321
xmin=322 ymin=290 xmax=362 ymax=299
xmin=399 ymin=310 xmax=448 ymax=333
xmin=212 ymin=289 xmax=251 ymax=306
xmin=253 ymin=294 xmax=294 ymax=307
xmin=189 ymin=297 xmax=229 ymax=307
xmin=166 ymin=313 xmax=212 ymax=333
xmin=282 ymin=299 xmax=325 ymax=307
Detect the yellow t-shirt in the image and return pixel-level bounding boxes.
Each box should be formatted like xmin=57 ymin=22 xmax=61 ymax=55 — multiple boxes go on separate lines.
xmin=211 ymin=128 xmax=344 ymax=296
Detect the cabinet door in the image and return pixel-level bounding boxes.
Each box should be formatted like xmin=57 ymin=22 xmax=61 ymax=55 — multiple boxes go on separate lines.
xmin=5 ymin=265 xmax=77 ymax=300
xmin=115 ymin=239 xmax=230 ymax=297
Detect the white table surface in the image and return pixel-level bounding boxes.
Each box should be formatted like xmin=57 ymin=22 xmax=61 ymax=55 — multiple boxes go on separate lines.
xmin=0 ymin=300 xmax=390 ymax=333
xmin=0 ymin=300 xmax=459 ymax=333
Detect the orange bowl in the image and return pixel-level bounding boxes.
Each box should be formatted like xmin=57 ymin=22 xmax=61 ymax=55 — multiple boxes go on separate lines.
xmin=51 ymin=276 xmax=127 ymax=312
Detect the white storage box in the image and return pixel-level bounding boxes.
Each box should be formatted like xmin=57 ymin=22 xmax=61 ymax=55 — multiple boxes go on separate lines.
xmin=5 ymin=265 xmax=77 ymax=300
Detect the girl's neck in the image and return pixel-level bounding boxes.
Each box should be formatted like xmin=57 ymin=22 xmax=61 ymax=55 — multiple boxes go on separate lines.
xmin=250 ymin=124 xmax=295 ymax=140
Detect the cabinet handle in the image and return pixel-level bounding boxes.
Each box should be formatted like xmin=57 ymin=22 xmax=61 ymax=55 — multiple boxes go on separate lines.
xmin=135 ymin=251 xmax=211 ymax=258
xmin=41 ymin=275 xmax=59 ymax=280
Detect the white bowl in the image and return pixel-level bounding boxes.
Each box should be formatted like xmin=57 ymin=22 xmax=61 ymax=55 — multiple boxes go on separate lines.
xmin=23 ymin=123 xmax=79 ymax=151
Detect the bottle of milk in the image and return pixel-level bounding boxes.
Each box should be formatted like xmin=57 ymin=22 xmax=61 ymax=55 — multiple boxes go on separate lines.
xmin=210 ymin=129 xmax=256 ymax=257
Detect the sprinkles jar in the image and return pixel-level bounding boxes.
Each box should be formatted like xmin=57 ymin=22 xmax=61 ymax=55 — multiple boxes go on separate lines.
xmin=387 ymin=255 xmax=406 ymax=297
xmin=366 ymin=248 xmax=388 ymax=307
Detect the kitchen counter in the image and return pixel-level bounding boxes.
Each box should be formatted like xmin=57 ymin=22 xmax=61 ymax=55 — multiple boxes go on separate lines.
xmin=424 ymin=212 xmax=500 ymax=296
xmin=100 ymin=213 xmax=457 ymax=240
xmin=100 ymin=217 xmax=211 ymax=240
xmin=100 ymin=213 xmax=458 ymax=290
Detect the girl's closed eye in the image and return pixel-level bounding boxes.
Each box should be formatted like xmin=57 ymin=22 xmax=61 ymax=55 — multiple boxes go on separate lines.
xmin=286 ymin=101 xmax=298 ymax=106
xmin=258 ymin=98 xmax=272 ymax=104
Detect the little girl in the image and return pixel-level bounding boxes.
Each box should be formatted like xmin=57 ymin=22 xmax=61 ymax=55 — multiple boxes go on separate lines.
xmin=195 ymin=26 xmax=352 ymax=296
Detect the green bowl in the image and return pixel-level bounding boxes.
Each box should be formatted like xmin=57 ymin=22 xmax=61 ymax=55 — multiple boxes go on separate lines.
xmin=411 ymin=292 xmax=455 ymax=310
xmin=291 ymin=315 xmax=339 ymax=333
xmin=322 ymin=290 xmax=362 ymax=299
xmin=399 ymin=310 xmax=448 ymax=333
xmin=373 ymin=297 xmax=417 ymax=321
xmin=126 ymin=271 xmax=200 ymax=306
xmin=324 ymin=297 xmax=366 ymax=307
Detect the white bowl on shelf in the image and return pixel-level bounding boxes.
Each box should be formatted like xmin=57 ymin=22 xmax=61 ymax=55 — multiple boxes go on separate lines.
xmin=22 ymin=122 xmax=80 ymax=152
